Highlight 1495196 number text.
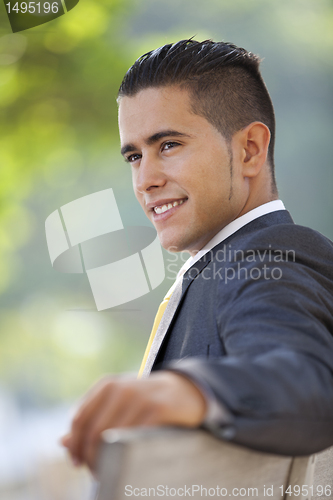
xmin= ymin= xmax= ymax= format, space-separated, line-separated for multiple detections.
xmin=5 ymin=2 xmax=59 ymax=14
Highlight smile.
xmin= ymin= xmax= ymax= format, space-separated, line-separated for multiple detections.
xmin=154 ymin=199 xmax=186 ymax=214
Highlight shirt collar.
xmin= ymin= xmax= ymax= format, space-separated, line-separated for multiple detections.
xmin=176 ymin=200 xmax=286 ymax=280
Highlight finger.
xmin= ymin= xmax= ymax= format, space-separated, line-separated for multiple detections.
xmin=70 ymin=375 xmax=137 ymax=464
xmin=59 ymin=434 xmax=82 ymax=467
xmin=69 ymin=379 xmax=116 ymax=463
xmin=82 ymin=383 xmax=172 ymax=469
xmin=82 ymin=384 xmax=137 ymax=468
xmin=60 ymin=433 xmax=71 ymax=447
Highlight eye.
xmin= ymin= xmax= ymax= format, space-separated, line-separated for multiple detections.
xmin=162 ymin=141 xmax=180 ymax=152
xmin=125 ymin=153 xmax=141 ymax=164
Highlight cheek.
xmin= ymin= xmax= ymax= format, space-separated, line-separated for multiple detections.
xmin=133 ymin=189 xmax=147 ymax=213
xmin=132 ymin=182 xmax=142 ymax=204
xmin=132 ymin=175 xmax=140 ymax=200
xmin=134 ymin=191 xmax=144 ymax=208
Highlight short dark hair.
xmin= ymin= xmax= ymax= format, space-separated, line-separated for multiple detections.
xmin=118 ymin=39 xmax=276 ymax=188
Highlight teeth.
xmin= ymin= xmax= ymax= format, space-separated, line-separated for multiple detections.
xmin=154 ymin=205 xmax=167 ymax=214
xmin=154 ymin=199 xmax=185 ymax=214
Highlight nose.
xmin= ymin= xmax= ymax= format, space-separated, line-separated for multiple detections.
xmin=134 ymin=155 xmax=167 ymax=194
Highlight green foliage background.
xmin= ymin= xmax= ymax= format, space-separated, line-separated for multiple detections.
xmin=0 ymin=0 xmax=332 ymax=408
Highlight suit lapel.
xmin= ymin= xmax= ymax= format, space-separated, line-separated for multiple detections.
xmin=141 ymin=255 xmax=212 ymax=377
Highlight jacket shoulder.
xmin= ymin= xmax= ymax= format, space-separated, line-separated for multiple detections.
xmin=230 ymin=219 xmax=333 ymax=255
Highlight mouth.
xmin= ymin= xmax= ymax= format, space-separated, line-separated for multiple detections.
xmin=153 ymin=198 xmax=187 ymax=214
xmin=147 ymin=198 xmax=188 ymax=219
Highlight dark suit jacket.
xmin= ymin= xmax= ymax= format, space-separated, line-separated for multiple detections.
xmin=152 ymin=210 xmax=333 ymax=456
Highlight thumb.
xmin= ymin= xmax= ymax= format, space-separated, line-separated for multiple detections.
xmin=60 ymin=433 xmax=71 ymax=448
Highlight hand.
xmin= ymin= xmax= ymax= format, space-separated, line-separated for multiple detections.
xmin=61 ymin=370 xmax=207 ymax=471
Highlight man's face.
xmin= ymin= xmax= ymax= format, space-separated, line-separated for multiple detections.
xmin=118 ymin=86 xmax=246 ymax=255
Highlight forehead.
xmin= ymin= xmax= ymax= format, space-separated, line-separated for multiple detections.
xmin=118 ymin=86 xmax=215 ymax=144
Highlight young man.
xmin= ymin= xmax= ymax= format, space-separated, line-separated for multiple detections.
xmin=62 ymin=39 xmax=333 ymax=470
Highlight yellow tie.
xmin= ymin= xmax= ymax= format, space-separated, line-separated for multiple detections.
xmin=137 ymin=280 xmax=178 ymax=378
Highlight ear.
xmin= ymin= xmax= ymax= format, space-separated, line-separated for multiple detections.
xmin=233 ymin=122 xmax=271 ymax=178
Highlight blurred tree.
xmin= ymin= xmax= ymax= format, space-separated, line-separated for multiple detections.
xmin=0 ymin=0 xmax=148 ymax=405
xmin=0 ymin=0 xmax=132 ymax=294
xmin=0 ymin=0 xmax=332 ymax=406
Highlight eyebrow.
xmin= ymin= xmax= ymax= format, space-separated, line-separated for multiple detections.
xmin=120 ymin=130 xmax=191 ymax=157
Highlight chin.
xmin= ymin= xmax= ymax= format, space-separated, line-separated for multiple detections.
xmin=157 ymin=225 xmax=199 ymax=254
xmin=157 ymin=233 xmax=184 ymax=253
xmin=160 ymin=241 xmax=181 ymax=253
